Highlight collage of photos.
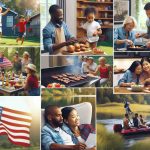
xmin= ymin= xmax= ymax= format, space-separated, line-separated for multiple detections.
xmin=0 ymin=0 xmax=41 ymax=150
xmin=0 ymin=0 xmax=150 ymax=150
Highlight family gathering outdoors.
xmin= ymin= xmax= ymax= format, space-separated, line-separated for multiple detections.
xmin=0 ymin=0 xmax=150 ymax=150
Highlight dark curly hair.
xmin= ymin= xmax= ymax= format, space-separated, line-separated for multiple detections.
xmin=84 ymin=7 xmax=96 ymax=17
xmin=61 ymin=107 xmax=75 ymax=120
xmin=141 ymin=57 xmax=150 ymax=66
xmin=49 ymin=5 xmax=61 ymax=15
xmin=128 ymin=61 xmax=141 ymax=73
xmin=44 ymin=105 xmax=60 ymax=123
xmin=144 ymin=2 xmax=150 ymax=10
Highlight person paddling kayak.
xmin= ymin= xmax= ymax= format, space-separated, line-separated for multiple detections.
xmin=124 ymin=100 xmax=133 ymax=115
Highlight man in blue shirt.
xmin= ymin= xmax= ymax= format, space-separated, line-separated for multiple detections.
xmin=144 ymin=2 xmax=150 ymax=39
xmin=41 ymin=105 xmax=86 ymax=150
xmin=137 ymin=2 xmax=150 ymax=39
xmin=43 ymin=5 xmax=77 ymax=55
xmin=114 ymin=16 xmax=137 ymax=50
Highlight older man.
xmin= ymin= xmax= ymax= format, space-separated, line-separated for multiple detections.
xmin=43 ymin=5 xmax=77 ymax=55
xmin=41 ymin=105 xmax=86 ymax=150
xmin=87 ymin=57 xmax=97 ymax=72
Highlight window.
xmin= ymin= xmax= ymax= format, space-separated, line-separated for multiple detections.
xmin=40 ymin=0 xmax=57 ymax=50
xmin=6 ymin=16 xmax=13 ymax=27
xmin=135 ymin=0 xmax=149 ymax=31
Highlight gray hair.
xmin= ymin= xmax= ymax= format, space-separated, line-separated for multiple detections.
xmin=123 ymin=16 xmax=137 ymax=28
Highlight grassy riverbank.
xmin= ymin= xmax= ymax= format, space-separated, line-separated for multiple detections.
xmin=97 ymin=103 xmax=150 ymax=119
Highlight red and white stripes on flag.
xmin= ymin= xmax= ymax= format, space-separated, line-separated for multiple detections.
xmin=0 ymin=106 xmax=32 ymax=147
xmin=0 ymin=57 xmax=12 ymax=68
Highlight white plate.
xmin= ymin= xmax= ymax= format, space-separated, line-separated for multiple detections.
xmin=127 ymin=88 xmax=132 ymax=91
xmin=117 ymin=48 xmax=126 ymax=51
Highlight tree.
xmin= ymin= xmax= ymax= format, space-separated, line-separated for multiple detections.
xmin=1 ymin=0 xmax=39 ymax=16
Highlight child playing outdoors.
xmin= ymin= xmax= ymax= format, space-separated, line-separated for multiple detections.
xmin=82 ymin=7 xmax=102 ymax=51
xmin=0 ymin=7 xmax=10 ymax=42
xmin=13 ymin=15 xmax=30 ymax=45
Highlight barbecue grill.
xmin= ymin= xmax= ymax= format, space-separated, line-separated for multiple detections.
xmin=41 ymin=65 xmax=99 ymax=87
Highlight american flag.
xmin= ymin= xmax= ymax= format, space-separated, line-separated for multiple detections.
xmin=0 ymin=57 xmax=12 ymax=68
xmin=0 ymin=106 xmax=32 ymax=147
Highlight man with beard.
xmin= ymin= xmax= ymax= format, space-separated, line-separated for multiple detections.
xmin=43 ymin=5 xmax=77 ymax=55
xmin=41 ymin=105 xmax=86 ymax=150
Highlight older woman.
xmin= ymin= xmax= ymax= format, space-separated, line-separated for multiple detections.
xmin=61 ymin=107 xmax=96 ymax=150
xmin=89 ymin=57 xmax=112 ymax=86
xmin=114 ymin=16 xmax=137 ymax=49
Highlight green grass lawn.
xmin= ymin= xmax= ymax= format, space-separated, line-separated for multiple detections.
xmin=98 ymin=41 xmax=113 ymax=55
xmin=0 ymin=36 xmax=40 ymax=46
xmin=97 ymin=103 xmax=150 ymax=118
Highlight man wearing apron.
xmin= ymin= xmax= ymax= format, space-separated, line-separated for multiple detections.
xmin=43 ymin=5 xmax=77 ymax=55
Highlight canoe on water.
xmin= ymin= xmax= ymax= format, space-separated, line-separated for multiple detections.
xmin=113 ymin=124 xmax=150 ymax=136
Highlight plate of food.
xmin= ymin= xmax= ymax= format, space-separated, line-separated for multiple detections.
xmin=47 ymin=83 xmax=65 ymax=88
xmin=9 ymin=80 xmax=16 ymax=86
xmin=92 ymin=48 xmax=105 ymax=55
xmin=127 ymin=45 xmax=150 ymax=51
xmin=14 ymin=83 xmax=23 ymax=89
xmin=131 ymin=84 xmax=144 ymax=92
xmin=62 ymin=43 xmax=91 ymax=55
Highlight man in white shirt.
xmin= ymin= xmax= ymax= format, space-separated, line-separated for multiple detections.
xmin=87 ymin=57 xmax=97 ymax=72
xmin=81 ymin=56 xmax=89 ymax=74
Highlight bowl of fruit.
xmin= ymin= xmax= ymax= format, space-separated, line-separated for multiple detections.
xmin=131 ymin=84 xmax=144 ymax=92
xmin=93 ymin=47 xmax=104 ymax=54
xmin=47 ymin=83 xmax=65 ymax=88
xmin=9 ymin=80 xmax=16 ymax=86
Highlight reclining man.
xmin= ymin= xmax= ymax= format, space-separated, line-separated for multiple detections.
xmin=41 ymin=105 xmax=86 ymax=150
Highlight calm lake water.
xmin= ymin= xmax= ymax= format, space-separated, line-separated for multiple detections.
xmin=98 ymin=118 xmax=150 ymax=149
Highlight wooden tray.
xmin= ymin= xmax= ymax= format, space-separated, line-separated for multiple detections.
xmin=62 ymin=49 xmax=106 ymax=55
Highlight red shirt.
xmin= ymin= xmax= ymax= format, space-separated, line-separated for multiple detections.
xmin=99 ymin=66 xmax=109 ymax=78
xmin=16 ymin=21 xmax=28 ymax=33
xmin=27 ymin=75 xmax=38 ymax=89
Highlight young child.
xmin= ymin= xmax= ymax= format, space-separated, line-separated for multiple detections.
xmin=0 ymin=7 xmax=10 ymax=40
xmin=82 ymin=7 xmax=102 ymax=50
xmin=13 ymin=15 xmax=30 ymax=45
xmin=118 ymin=61 xmax=142 ymax=87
